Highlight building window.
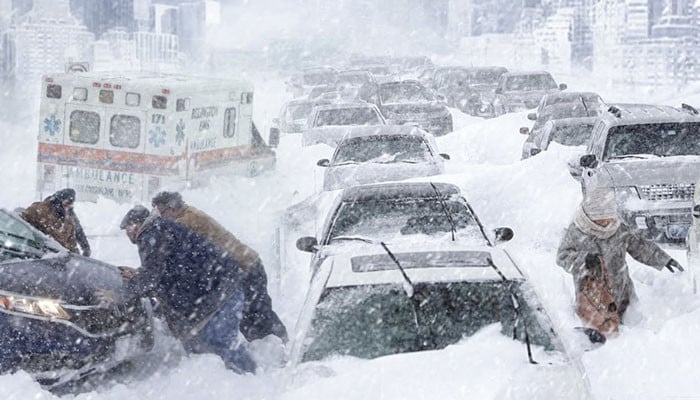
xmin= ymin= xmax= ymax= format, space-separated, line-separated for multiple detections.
xmin=110 ymin=115 xmax=141 ymax=148
xmin=69 ymin=110 xmax=100 ymax=144
xmin=224 ymin=107 xmax=236 ymax=138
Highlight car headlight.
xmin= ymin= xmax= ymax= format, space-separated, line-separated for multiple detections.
xmin=0 ymin=291 xmax=71 ymax=320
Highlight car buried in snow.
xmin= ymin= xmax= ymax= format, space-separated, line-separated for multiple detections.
xmin=316 ymin=125 xmax=449 ymax=191
xmin=302 ymin=103 xmax=386 ymax=147
xmin=270 ymin=98 xmax=332 ymax=136
xmin=571 ymin=103 xmax=700 ymax=243
xmin=377 ymin=80 xmax=453 ymax=136
xmin=434 ymin=66 xmax=508 ymax=117
xmin=0 ymin=209 xmax=155 ymax=393
xmin=289 ymin=231 xmax=593 ymax=399
xmin=521 ymin=117 xmax=596 ymax=160
xmin=491 ymin=71 xmax=567 ymax=116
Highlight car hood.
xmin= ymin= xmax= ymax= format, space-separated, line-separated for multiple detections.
xmin=381 ymin=103 xmax=447 ymax=116
xmin=303 ymin=126 xmax=363 ymax=147
xmin=325 ymin=161 xmax=443 ymax=190
xmin=602 ymin=157 xmax=700 ymax=187
xmin=503 ymin=90 xmax=556 ymax=104
xmin=0 ymin=253 xmax=124 ymax=305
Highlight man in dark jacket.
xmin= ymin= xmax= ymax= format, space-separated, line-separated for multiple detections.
xmin=151 ymin=191 xmax=288 ymax=343
xmin=119 ymin=206 xmax=256 ymax=374
xmin=21 ymin=188 xmax=91 ymax=256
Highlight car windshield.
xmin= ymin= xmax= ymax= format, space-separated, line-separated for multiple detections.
xmin=326 ymin=197 xmax=484 ymax=243
xmin=337 ymin=74 xmax=368 ymax=86
xmin=549 ymin=123 xmax=594 ymax=146
xmin=301 ymin=280 xmax=556 ymax=362
xmin=470 ymin=70 xmax=505 ymax=84
xmin=380 ymin=84 xmax=433 ymax=104
xmin=285 ymin=103 xmax=314 ymax=121
xmin=333 ymin=135 xmax=432 ymax=164
xmin=604 ymin=122 xmax=700 ymax=159
xmin=368 ymin=66 xmax=391 ymax=75
xmin=505 ymin=74 xmax=557 ymax=91
xmin=314 ymin=107 xmax=382 ymax=127
xmin=544 ymin=94 xmax=601 ymax=109
xmin=0 ymin=210 xmax=46 ymax=261
xmin=304 ymin=71 xmax=336 ymax=86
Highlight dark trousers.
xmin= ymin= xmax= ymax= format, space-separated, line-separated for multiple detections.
xmin=239 ymin=262 xmax=288 ymax=342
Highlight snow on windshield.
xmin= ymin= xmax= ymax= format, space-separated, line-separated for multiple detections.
xmin=604 ymin=122 xmax=700 ymax=159
xmin=333 ymin=135 xmax=431 ymax=164
xmin=314 ymin=107 xmax=381 ymax=127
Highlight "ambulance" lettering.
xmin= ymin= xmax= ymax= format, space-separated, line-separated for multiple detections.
xmin=69 ymin=167 xmax=135 ymax=185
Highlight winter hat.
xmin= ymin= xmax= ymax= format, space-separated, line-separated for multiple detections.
xmin=151 ymin=191 xmax=184 ymax=210
xmin=54 ymin=188 xmax=76 ymax=204
xmin=582 ymin=187 xmax=617 ymax=221
xmin=120 ymin=205 xmax=150 ymax=229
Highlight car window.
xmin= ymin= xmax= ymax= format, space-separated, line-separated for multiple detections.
xmin=333 ymin=135 xmax=432 ymax=164
xmin=504 ymin=74 xmax=557 ymax=91
xmin=603 ymin=122 xmax=700 ymax=160
xmin=314 ymin=107 xmax=381 ymax=127
xmin=326 ymin=197 xmax=484 ymax=243
xmin=301 ymin=280 xmax=556 ymax=362
xmin=549 ymin=123 xmax=595 ymax=147
xmin=0 ymin=211 xmax=40 ymax=244
xmin=379 ymin=84 xmax=433 ymax=104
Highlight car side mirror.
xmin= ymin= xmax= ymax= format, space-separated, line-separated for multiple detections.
xmin=269 ymin=127 xmax=280 ymax=148
xmin=494 ymin=227 xmax=514 ymax=243
xmin=579 ymin=154 xmax=598 ymax=168
xmin=439 ymin=153 xmax=450 ymax=160
xmin=693 ymin=204 xmax=700 ymax=218
xmin=519 ymin=127 xmax=529 ymax=135
xmin=495 ymin=88 xmax=503 ymax=94
xmin=296 ymin=236 xmax=319 ymax=253
xmin=530 ymin=148 xmax=541 ymax=156
xmin=317 ymin=159 xmax=330 ymax=167
xmin=527 ymin=113 xmax=537 ymax=121
xmin=559 ymin=83 xmax=568 ymax=91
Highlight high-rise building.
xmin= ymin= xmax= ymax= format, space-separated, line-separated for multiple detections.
xmin=626 ymin=0 xmax=651 ymax=39
xmin=70 ymin=0 xmax=135 ymax=38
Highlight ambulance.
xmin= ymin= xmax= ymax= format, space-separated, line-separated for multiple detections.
xmin=36 ymin=72 xmax=276 ymax=202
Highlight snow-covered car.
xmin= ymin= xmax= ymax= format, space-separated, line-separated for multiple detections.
xmin=492 ymin=71 xmax=567 ymax=115
xmin=336 ymin=70 xmax=376 ymax=90
xmin=0 ymin=209 xmax=155 ymax=393
xmin=271 ymin=98 xmax=332 ymax=136
xmin=316 ymin=125 xmax=449 ymax=191
xmin=307 ymin=84 xmax=338 ymax=100
xmin=286 ymin=67 xmax=338 ymax=98
xmin=533 ymin=91 xmax=603 ymax=118
xmin=521 ymin=98 xmax=601 ymax=159
xmin=572 ymin=103 xmax=700 ymax=242
xmin=289 ymin=240 xmax=592 ymax=399
xmin=521 ymin=117 xmax=596 ymax=159
xmin=686 ymin=180 xmax=700 ymax=285
xmin=293 ymin=181 xmax=514 ymax=277
xmin=435 ymin=66 xmax=508 ymax=117
xmin=363 ymin=64 xmax=399 ymax=84
xmin=302 ymin=103 xmax=386 ymax=147
xmin=377 ymin=80 xmax=453 ymax=136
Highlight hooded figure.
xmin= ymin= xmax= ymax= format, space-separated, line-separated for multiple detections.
xmin=119 ymin=206 xmax=256 ymax=374
xmin=21 ymin=188 xmax=91 ymax=256
xmin=557 ymin=188 xmax=683 ymax=328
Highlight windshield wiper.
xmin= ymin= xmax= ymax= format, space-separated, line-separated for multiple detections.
xmin=608 ymin=154 xmax=658 ymax=160
xmin=334 ymin=161 xmax=360 ymax=166
xmin=486 ymin=257 xmax=537 ymax=365
xmin=430 ymin=182 xmax=456 ymax=241
xmin=330 ymin=235 xmax=375 ymax=244
xmin=379 ymin=241 xmax=427 ymax=330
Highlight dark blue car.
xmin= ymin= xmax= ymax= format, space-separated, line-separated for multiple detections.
xmin=0 ymin=209 xmax=154 ymax=392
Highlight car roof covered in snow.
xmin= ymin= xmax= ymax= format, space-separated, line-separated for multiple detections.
xmin=311 ymin=102 xmax=378 ymax=112
xmin=339 ymin=181 xmax=460 ymax=203
xmin=502 ymin=70 xmax=553 ymax=78
xmin=339 ymin=124 xmax=427 ymax=140
xmin=321 ymin=242 xmax=525 ymax=289
xmin=602 ymin=103 xmax=700 ymax=126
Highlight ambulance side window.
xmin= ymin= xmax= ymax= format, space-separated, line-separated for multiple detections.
xmin=224 ymin=107 xmax=236 ymax=138
xmin=46 ymin=84 xmax=62 ymax=99
xmin=69 ymin=110 xmax=100 ymax=144
xmin=110 ymin=115 xmax=141 ymax=148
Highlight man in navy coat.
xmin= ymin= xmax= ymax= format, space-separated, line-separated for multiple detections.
xmin=119 ymin=206 xmax=256 ymax=374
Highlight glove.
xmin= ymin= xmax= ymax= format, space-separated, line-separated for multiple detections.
xmin=82 ymin=247 xmax=91 ymax=257
xmin=665 ymin=259 xmax=684 ymax=273
xmin=95 ymin=289 xmax=117 ymax=308
xmin=584 ymin=253 xmax=602 ymax=276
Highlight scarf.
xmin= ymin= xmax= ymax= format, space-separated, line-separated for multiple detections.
xmin=573 ymin=204 xmax=620 ymax=239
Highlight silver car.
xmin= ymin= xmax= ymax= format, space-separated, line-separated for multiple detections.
xmin=572 ymin=103 xmax=700 ymax=242
xmin=492 ymin=71 xmax=567 ymax=115
xmin=316 ymin=126 xmax=449 ymax=191
xmin=302 ymin=103 xmax=386 ymax=147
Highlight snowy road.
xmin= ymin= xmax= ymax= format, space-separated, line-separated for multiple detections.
xmin=1 ymin=73 xmax=700 ymax=399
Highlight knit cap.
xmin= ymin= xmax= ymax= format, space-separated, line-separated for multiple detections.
xmin=582 ymin=187 xmax=618 ymax=220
